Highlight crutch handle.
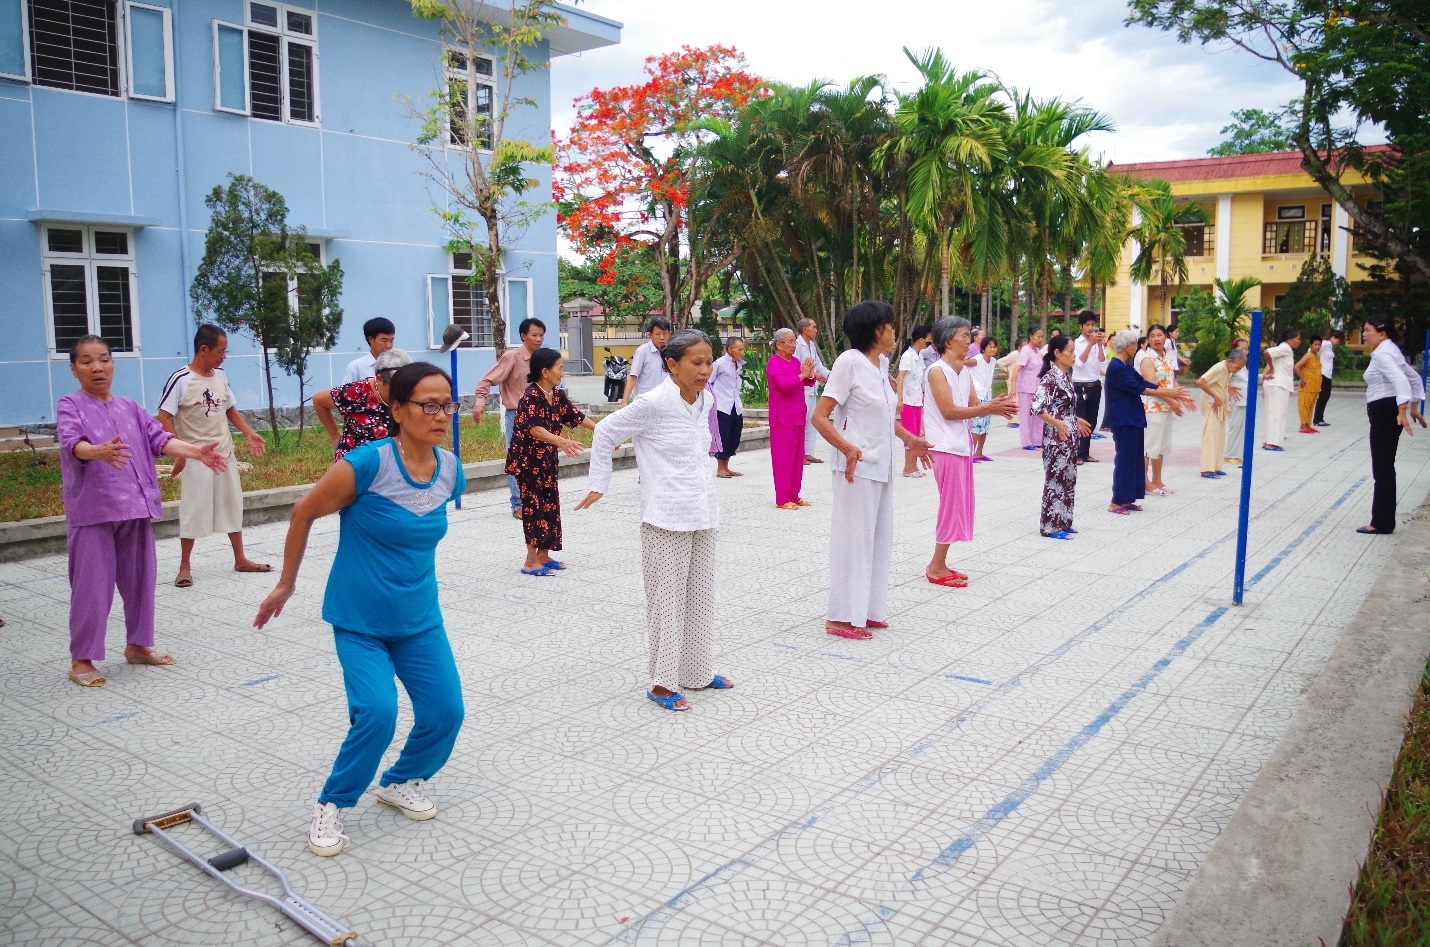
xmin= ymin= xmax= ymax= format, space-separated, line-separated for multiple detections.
xmin=132 ymin=803 xmax=203 ymax=835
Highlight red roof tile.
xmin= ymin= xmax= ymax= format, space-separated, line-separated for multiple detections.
xmin=1108 ymin=145 xmax=1392 ymax=184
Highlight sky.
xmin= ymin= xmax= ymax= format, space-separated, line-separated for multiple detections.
xmin=547 ymin=0 xmax=1305 ymax=165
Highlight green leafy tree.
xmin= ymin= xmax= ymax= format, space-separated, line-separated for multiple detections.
xmin=411 ymin=0 xmax=565 ymax=355
xmin=1271 ymin=254 xmax=1349 ymax=342
xmin=274 ymin=261 xmax=345 ymax=441
xmin=1126 ymin=0 xmax=1430 ymax=281
xmin=1129 ymin=180 xmax=1210 ymax=324
xmin=1178 ymin=275 xmax=1259 ymax=375
xmin=190 ymin=174 xmax=343 ymax=444
xmin=1207 ymin=107 xmax=1297 ymax=156
xmin=558 ymin=246 xmax=663 ymax=326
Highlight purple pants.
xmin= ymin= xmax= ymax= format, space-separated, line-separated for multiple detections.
xmin=68 ymin=518 xmax=157 ymax=661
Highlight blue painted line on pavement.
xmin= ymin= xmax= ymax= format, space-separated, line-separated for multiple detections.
xmin=94 ymin=712 xmax=139 ymax=725
xmin=947 ymin=674 xmax=994 ymax=685
xmin=240 ymin=674 xmax=280 ymax=686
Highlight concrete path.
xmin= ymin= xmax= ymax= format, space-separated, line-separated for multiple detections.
xmin=0 ymin=391 xmax=1426 ymax=946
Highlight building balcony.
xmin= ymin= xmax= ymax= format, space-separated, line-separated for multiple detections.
xmin=1263 ymin=220 xmax=1319 ymax=256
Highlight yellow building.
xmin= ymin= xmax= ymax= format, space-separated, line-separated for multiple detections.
xmin=1102 ymin=148 xmax=1387 ymax=330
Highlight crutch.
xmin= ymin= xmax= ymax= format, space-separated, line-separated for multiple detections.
xmin=133 ymin=803 xmax=374 ymax=947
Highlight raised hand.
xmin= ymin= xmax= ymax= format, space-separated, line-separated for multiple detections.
xmin=87 ymin=435 xmax=132 ymax=470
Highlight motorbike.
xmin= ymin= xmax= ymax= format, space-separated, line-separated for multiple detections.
xmin=602 ymin=348 xmax=629 ymax=403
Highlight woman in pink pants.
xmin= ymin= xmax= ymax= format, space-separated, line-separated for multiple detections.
xmin=767 ymin=327 xmax=816 ymax=509
xmin=1011 ymin=328 xmax=1046 ymax=449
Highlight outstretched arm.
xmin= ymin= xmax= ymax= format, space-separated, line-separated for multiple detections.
xmin=254 ymin=462 xmax=357 ymax=628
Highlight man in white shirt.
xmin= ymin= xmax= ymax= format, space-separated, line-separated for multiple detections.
xmin=794 ymin=318 xmax=830 ymax=463
xmin=1313 ymin=328 xmax=1343 ymax=426
xmin=342 ymin=317 xmax=395 ymax=384
xmin=622 ymin=317 xmax=673 ymax=405
xmin=1071 ymin=311 xmax=1105 ymax=463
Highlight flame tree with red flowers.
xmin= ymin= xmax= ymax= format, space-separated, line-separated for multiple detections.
xmin=556 ymin=45 xmax=765 ymax=327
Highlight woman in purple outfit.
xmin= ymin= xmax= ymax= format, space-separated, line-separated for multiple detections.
xmin=58 ymin=335 xmax=229 ymax=687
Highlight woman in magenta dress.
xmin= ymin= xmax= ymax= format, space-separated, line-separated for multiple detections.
xmin=766 ymin=326 xmax=816 ymax=509
xmin=1011 ymin=328 xmax=1046 ymax=449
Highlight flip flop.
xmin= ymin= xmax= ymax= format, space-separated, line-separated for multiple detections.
xmin=68 ymin=669 xmax=105 ymax=687
xmin=1042 ymin=531 xmax=1072 ymax=540
xmin=927 ymin=574 xmax=968 ymax=588
xmin=796 ymin=499 xmax=812 ymax=507
xmin=866 ymin=620 xmax=889 ymax=629
xmin=777 ymin=502 xmax=800 ymax=510
xmin=826 ymin=623 xmax=873 ymax=640
xmin=1213 ymin=471 xmax=1227 ymax=478
xmin=125 ymin=651 xmax=174 ymax=666
xmin=647 ymin=690 xmax=689 ymax=711
xmin=542 ymin=560 xmax=567 ymax=571
xmin=1124 ymin=503 xmax=1144 ymax=512
xmin=234 ymin=563 xmax=272 ymax=573
xmin=1201 ymin=473 xmax=1217 ymax=479
xmin=520 ymin=565 xmax=554 ymax=577
xmin=1262 ymin=445 xmax=1285 ymax=452
xmin=1108 ymin=505 xmax=1131 ymax=515
xmin=691 ymin=674 xmax=734 ymax=690
xmin=173 ymin=574 xmax=193 ymax=588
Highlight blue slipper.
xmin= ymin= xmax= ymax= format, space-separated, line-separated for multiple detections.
xmin=1042 ymin=530 xmax=1072 ymax=540
xmin=694 ymin=674 xmax=734 ymax=690
xmin=647 ymin=690 xmax=688 ymax=711
xmin=1212 ymin=471 xmax=1227 ymax=478
xmin=1201 ymin=472 xmax=1217 ymax=479
xmin=1262 ymin=444 xmax=1285 ymax=452
xmin=542 ymin=560 xmax=567 ymax=571
xmin=520 ymin=565 xmax=554 ymax=577
xmin=1023 ymin=445 xmax=1041 ymax=451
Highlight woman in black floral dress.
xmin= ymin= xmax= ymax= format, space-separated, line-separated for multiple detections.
xmin=505 ymin=348 xmax=598 ymax=576
xmin=1032 ymin=335 xmax=1090 ymax=539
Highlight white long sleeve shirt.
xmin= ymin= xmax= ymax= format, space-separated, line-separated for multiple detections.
xmin=587 ymin=378 xmax=719 ymax=532
xmin=794 ymin=335 xmax=829 ymax=384
xmin=1364 ymin=339 xmax=1420 ymax=405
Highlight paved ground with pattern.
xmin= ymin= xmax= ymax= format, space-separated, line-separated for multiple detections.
xmin=1 ymin=390 xmax=1427 ymax=946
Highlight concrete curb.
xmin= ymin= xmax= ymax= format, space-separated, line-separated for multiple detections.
xmin=0 ymin=424 xmax=771 ymax=563
xmin=1153 ymin=499 xmax=1430 ymax=947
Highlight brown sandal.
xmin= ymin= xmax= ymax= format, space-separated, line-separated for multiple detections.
xmin=68 ymin=669 xmax=106 ymax=687
xmin=126 ymin=651 xmax=174 ymax=667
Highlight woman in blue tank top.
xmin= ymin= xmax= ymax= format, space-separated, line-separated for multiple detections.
xmin=255 ymin=362 xmax=467 ymax=857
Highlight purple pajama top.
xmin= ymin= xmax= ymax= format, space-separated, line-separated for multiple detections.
xmin=57 ymin=391 xmax=174 ymax=528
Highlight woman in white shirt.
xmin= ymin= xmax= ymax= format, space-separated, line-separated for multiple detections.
xmin=1224 ymin=337 xmax=1250 ymax=464
xmin=1357 ymin=319 xmax=1425 ymax=534
xmin=895 ymin=325 xmax=932 ymax=477
xmin=924 ymin=317 xmax=1017 ymax=585
xmin=812 ymin=301 xmax=931 ymax=640
xmin=1260 ymin=329 xmax=1300 ymax=450
xmin=964 ymin=336 xmax=1000 ymax=461
xmin=579 ymin=330 xmax=733 ymax=711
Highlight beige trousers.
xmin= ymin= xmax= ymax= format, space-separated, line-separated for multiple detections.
xmin=640 ymin=523 xmax=717 ymax=691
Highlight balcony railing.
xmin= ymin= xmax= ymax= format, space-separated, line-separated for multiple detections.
xmin=1263 ymin=220 xmax=1319 ymax=255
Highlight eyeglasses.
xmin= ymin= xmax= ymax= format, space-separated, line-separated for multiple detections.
xmin=404 ymin=400 xmax=460 ymax=416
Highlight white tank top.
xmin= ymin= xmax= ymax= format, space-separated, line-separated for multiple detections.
xmin=922 ymin=360 xmax=972 ymax=456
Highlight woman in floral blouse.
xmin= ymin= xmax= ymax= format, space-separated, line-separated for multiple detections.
xmin=506 ymin=348 xmax=597 ymax=576
xmin=314 ymin=349 xmax=412 ymax=459
xmin=1032 ymin=335 xmax=1090 ymax=539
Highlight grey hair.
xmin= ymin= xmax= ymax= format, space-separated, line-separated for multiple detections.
xmin=1112 ymin=329 xmax=1140 ymax=351
xmin=773 ymin=327 xmax=796 ymax=344
xmin=930 ymin=316 xmax=972 ymax=355
xmin=725 ymin=335 xmax=744 ymax=349
xmin=1226 ymin=348 xmax=1248 ymax=362
xmin=374 ymin=348 xmax=413 ymax=376
xmin=661 ymin=329 xmax=712 ymax=372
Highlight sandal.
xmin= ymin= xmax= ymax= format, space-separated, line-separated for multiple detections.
xmin=647 ymin=690 xmax=689 ymax=711
xmin=1042 ymin=531 xmax=1072 ymax=540
xmin=691 ymin=674 xmax=734 ymax=690
xmin=777 ymin=502 xmax=800 ymax=510
xmin=520 ymin=565 xmax=554 ymax=577
xmin=866 ymin=620 xmax=889 ymax=629
xmin=234 ymin=563 xmax=272 ymax=573
xmin=796 ymin=499 xmax=812 ymax=507
xmin=125 ymin=651 xmax=174 ymax=667
xmin=927 ymin=574 xmax=968 ymax=588
xmin=542 ymin=560 xmax=567 ymax=571
xmin=173 ymin=574 xmax=193 ymax=588
xmin=68 ymin=669 xmax=106 ymax=687
xmin=1125 ymin=503 xmax=1144 ymax=512
xmin=826 ymin=623 xmax=873 ymax=640
xmin=1108 ymin=505 xmax=1131 ymax=515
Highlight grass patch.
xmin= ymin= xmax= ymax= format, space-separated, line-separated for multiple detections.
xmin=0 ymin=415 xmax=595 ymax=523
xmin=1342 ymin=659 xmax=1430 ymax=946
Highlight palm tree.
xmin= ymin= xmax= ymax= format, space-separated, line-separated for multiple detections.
xmin=879 ymin=48 xmax=1008 ymax=318
xmin=1129 ymin=180 xmax=1209 ymax=324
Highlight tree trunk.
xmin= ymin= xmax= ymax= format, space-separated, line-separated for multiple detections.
xmin=940 ymin=238 xmax=950 ymax=318
xmin=1009 ymin=260 xmax=1022 ymax=348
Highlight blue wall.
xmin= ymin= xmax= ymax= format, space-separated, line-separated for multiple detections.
xmin=0 ymin=0 xmax=607 ymax=424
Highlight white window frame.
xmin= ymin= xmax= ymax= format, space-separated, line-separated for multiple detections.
xmin=214 ymin=1 xmax=319 ymax=124
xmin=21 ymin=0 xmax=128 ymax=99
xmin=123 ymin=1 xmax=173 ymax=102
xmin=1277 ymin=205 xmax=1306 ymax=221
xmin=211 ymin=20 xmax=250 ymax=114
xmin=444 ymin=49 xmax=495 ymax=153
xmin=39 ymin=224 xmax=141 ymax=359
xmin=0 ymin=0 xmax=32 ymax=82
xmin=260 ymin=240 xmax=331 ymax=353
xmin=503 ymin=276 xmax=532 ymax=346
xmin=429 ymin=253 xmax=500 ymax=350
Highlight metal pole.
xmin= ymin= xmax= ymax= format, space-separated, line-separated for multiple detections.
xmin=450 ymin=348 xmax=462 ymax=510
xmin=1233 ymin=309 xmax=1264 ymax=605
xmin=1420 ymin=328 xmax=1428 ymax=414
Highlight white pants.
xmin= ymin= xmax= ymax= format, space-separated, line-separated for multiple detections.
xmin=1225 ymin=404 xmax=1246 ymax=460
xmin=1263 ymin=386 xmax=1291 ymax=445
xmin=804 ymin=388 xmax=820 ymax=455
xmin=827 ymin=474 xmax=894 ymax=625
xmin=640 ymin=523 xmax=717 ymax=691
xmin=178 ymin=459 xmax=243 ymax=540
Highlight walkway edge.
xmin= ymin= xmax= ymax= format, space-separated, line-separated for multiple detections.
xmin=1153 ymin=500 xmax=1430 ymax=947
xmin=0 ymin=426 xmax=772 ymax=563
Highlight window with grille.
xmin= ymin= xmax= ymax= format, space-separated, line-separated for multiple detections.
xmin=41 ymin=225 xmax=138 ymax=356
xmin=445 ymin=50 xmax=494 ymax=150
xmin=260 ymin=241 xmax=330 ymax=351
xmin=426 ymin=253 xmax=494 ymax=349
xmin=28 ymin=0 xmax=120 ymax=95
xmin=212 ymin=1 xmax=317 ymax=123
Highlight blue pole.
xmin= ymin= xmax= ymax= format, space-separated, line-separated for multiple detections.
xmin=450 ymin=348 xmax=462 ymax=510
xmin=1420 ymin=328 xmax=1428 ymax=414
xmin=1233 ymin=309 xmax=1263 ymax=605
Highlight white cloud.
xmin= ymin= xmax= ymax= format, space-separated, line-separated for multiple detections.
xmin=549 ymin=0 xmax=1304 ymax=163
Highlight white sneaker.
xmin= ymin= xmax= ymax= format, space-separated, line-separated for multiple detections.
xmin=373 ymin=779 xmax=437 ymax=821
xmin=308 ymin=802 xmax=348 ymax=857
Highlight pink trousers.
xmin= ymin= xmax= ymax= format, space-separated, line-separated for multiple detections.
xmin=932 ymin=451 xmax=975 ymax=544
xmin=1017 ymin=392 xmax=1044 ymax=447
xmin=900 ymin=405 xmax=923 ymax=447
xmin=68 ymin=518 xmax=157 ymax=661
xmin=770 ymin=425 xmax=805 ymax=505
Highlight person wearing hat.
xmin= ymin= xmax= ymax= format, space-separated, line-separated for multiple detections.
xmin=314 ymin=348 xmax=413 ymax=460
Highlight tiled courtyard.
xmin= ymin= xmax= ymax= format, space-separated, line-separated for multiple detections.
xmin=1 ymin=391 xmax=1427 ymax=946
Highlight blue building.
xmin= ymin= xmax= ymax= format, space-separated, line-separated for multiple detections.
xmin=0 ymin=0 xmax=619 ymax=425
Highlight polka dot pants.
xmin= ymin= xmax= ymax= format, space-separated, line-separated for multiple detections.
xmin=640 ymin=523 xmax=717 ymax=691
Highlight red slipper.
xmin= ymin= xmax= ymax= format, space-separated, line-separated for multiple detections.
xmin=927 ymin=574 xmax=968 ymax=588
xmin=826 ymin=623 xmax=873 ymax=640
xmin=866 ymin=620 xmax=889 ymax=629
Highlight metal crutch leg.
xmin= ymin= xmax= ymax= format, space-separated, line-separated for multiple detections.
xmin=134 ymin=803 xmax=374 ymax=947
